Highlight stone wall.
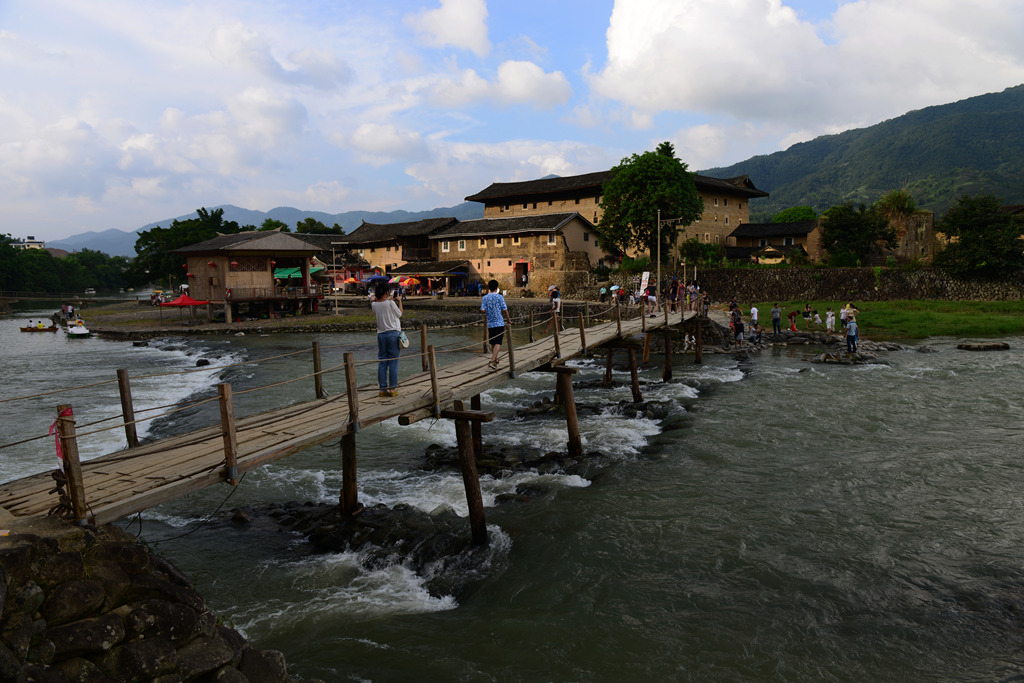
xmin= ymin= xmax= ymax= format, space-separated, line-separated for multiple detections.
xmin=0 ymin=517 xmax=303 ymax=683
xmin=610 ymin=267 xmax=1024 ymax=303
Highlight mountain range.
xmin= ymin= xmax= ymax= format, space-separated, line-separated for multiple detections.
xmin=48 ymin=84 xmax=1024 ymax=257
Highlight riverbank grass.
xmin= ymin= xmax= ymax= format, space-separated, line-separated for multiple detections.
xmin=751 ymin=300 xmax=1024 ymax=340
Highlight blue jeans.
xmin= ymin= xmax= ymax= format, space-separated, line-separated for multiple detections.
xmin=846 ymin=334 xmax=857 ymax=354
xmin=377 ymin=330 xmax=401 ymax=389
xmin=772 ymin=318 xmax=781 ymax=335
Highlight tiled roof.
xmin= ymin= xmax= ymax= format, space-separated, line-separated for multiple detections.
xmin=729 ymin=221 xmax=817 ymax=238
xmin=337 ymin=217 xmax=458 ymax=245
xmin=465 ymin=170 xmax=768 ymax=202
xmin=430 ymin=213 xmax=582 ymax=239
xmin=388 ymin=260 xmax=471 ymax=276
xmin=175 ymin=231 xmax=318 ymax=254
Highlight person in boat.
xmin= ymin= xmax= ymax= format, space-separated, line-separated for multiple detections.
xmin=37 ymin=321 xmax=47 ymax=329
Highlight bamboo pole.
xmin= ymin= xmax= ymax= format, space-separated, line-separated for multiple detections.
xmin=471 ymin=394 xmax=483 ymax=455
xmin=420 ymin=322 xmax=429 ymax=372
xmin=312 ymin=341 xmax=325 ymax=399
xmin=116 ymin=369 xmax=139 ymax=449
xmin=344 ymin=352 xmax=359 ymax=431
xmin=428 ymin=345 xmax=440 ymax=417
xmin=55 ymin=404 xmax=87 ymax=522
xmin=578 ymin=312 xmax=587 ymax=355
xmin=217 ymin=384 xmax=239 ymax=485
xmin=506 ymin=323 xmax=516 ymax=378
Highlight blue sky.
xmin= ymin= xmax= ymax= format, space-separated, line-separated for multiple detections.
xmin=3 ymin=0 xmax=1024 ymax=241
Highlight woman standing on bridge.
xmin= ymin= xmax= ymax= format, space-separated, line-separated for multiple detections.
xmin=371 ymin=283 xmax=403 ymax=397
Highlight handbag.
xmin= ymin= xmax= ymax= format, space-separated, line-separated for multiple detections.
xmin=398 ymin=330 xmax=409 ymax=348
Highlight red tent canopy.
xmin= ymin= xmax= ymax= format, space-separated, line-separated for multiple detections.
xmin=160 ymin=294 xmax=210 ymax=307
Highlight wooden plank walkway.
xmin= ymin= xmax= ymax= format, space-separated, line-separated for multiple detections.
xmin=0 ymin=309 xmax=690 ymax=525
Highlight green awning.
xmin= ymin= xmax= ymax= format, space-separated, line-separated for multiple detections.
xmin=274 ymin=266 xmax=324 ymax=279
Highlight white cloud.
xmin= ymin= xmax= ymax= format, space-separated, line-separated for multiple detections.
xmin=405 ymin=0 xmax=491 ymax=58
xmin=348 ymin=123 xmax=429 ymax=165
xmin=589 ymin=0 xmax=1024 ymax=134
xmin=427 ymin=61 xmax=571 ymax=108
xmin=208 ymin=23 xmax=353 ymax=89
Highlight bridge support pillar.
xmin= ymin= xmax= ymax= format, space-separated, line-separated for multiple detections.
xmin=628 ymin=348 xmax=642 ymax=403
xmin=604 ymin=348 xmax=614 ymax=385
xmin=446 ymin=400 xmax=489 ymax=546
xmin=554 ymin=366 xmax=583 ymax=459
xmin=471 ymin=394 xmax=483 ymax=455
xmin=340 ymin=432 xmax=359 ymax=516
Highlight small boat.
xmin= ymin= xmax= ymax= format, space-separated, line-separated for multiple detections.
xmin=20 ymin=324 xmax=58 ymax=333
xmin=66 ymin=320 xmax=91 ymax=338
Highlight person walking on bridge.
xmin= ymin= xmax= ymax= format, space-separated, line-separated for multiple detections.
xmin=481 ymin=279 xmax=512 ymax=370
xmin=371 ymin=283 xmax=403 ymax=397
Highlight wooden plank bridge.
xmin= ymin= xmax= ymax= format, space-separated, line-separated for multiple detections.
xmin=0 ymin=306 xmax=694 ymax=538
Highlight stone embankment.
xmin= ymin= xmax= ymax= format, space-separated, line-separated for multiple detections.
xmin=0 ymin=515 xmax=310 ymax=683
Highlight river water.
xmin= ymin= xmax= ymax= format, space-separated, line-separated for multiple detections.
xmin=2 ymin=308 xmax=1023 ymax=682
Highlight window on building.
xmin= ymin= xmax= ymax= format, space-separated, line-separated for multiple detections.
xmin=583 ymin=232 xmax=589 ymax=242
xmin=441 ymin=241 xmax=450 ymax=252
xmin=739 ymin=203 xmax=744 ymax=210
xmin=549 ymin=259 xmax=555 ymax=267
xmin=458 ymin=240 xmax=466 ymax=251
xmin=548 ymin=200 xmax=553 ymax=206
xmin=714 ymin=214 xmax=718 ymax=222
xmin=714 ymin=197 xmax=719 ymax=206
xmin=593 ymin=212 xmax=598 ymax=223
xmin=532 ymin=202 xmax=537 ymax=209
xmin=574 ymin=197 xmax=580 ymax=204
xmin=479 ymin=239 xmax=485 ymax=246
xmin=704 ymin=233 xmax=710 ymax=242
xmin=370 ymin=247 xmax=376 ymax=254
xmin=508 ymin=260 xmax=512 ymax=266
xmin=725 ymin=217 xmax=729 ymax=224
xmin=523 ymin=203 xmax=528 ymax=209
xmin=504 ymin=204 xmax=510 ymax=211
xmin=784 ymin=237 xmax=794 ymax=246
xmin=487 ymin=261 xmax=491 ymax=267
xmin=723 ymin=198 xmax=728 ymax=207
xmin=714 ymin=235 xmax=720 ymax=244
xmin=759 ymin=239 xmax=767 ymax=247
xmin=513 ymin=236 xmax=520 ymax=245
xmin=547 ymin=234 xmax=556 ymax=245
xmin=496 ymin=237 xmax=503 ymax=246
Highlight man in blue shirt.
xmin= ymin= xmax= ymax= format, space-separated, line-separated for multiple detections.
xmin=846 ymin=316 xmax=858 ymax=354
xmin=481 ymin=280 xmax=512 ymax=369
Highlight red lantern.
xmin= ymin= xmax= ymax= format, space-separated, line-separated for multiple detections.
xmin=182 ymin=263 xmax=188 ymax=269
xmin=310 ymin=257 xmax=316 ymax=265
xmin=270 ymin=260 xmax=277 ymax=266
xmin=230 ymin=260 xmax=239 ymax=269
xmin=207 ymin=261 xmax=215 ymax=268
xmin=186 ymin=272 xmax=194 ymax=278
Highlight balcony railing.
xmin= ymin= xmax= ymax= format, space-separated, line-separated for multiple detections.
xmin=225 ymin=286 xmax=321 ymax=301
xmin=401 ymin=247 xmax=434 ymax=261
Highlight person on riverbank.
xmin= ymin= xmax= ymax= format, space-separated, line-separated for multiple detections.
xmin=846 ymin=315 xmax=859 ymax=354
xmin=733 ymin=310 xmax=745 ymax=350
xmin=544 ymin=285 xmax=562 ymax=333
xmin=371 ymin=283 xmax=403 ymax=397
xmin=771 ymin=304 xmax=782 ymax=336
xmin=750 ymin=304 xmax=759 ymax=329
xmin=481 ymin=280 xmax=512 ymax=370
xmin=788 ymin=309 xmax=799 ymax=332
xmin=813 ymin=310 xmax=823 ymax=329
xmin=825 ymin=307 xmax=835 ymax=334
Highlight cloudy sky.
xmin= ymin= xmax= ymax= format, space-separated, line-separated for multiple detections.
xmin=3 ymin=0 xmax=1024 ymax=241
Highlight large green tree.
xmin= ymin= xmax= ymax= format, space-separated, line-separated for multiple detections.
xmin=597 ymin=143 xmax=704 ymax=258
xmin=133 ymin=207 xmax=240 ymax=285
xmin=934 ymin=193 xmax=1024 ymax=279
xmin=771 ymin=206 xmax=817 ymax=223
xmin=259 ymin=218 xmax=290 ymax=232
xmin=820 ymin=202 xmax=896 ymax=266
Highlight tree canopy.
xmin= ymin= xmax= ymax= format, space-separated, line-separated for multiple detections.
xmin=771 ymin=206 xmax=817 ymax=223
xmin=820 ymin=202 xmax=896 ymax=266
xmin=0 ymin=237 xmax=134 ymax=293
xmin=133 ymin=207 xmax=240 ymax=286
xmin=597 ymin=143 xmax=704 ymax=258
xmin=934 ymin=193 xmax=1024 ymax=279
xmin=259 ymin=218 xmax=290 ymax=232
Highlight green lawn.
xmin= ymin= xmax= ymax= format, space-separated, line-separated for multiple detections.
xmin=748 ymin=300 xmax=1024 ymax=340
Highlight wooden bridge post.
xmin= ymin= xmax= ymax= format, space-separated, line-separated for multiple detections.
xmin=695 ymin=316 xmax=703 ymax=365
xmin=216 ymin=384 xmax=240 ymax=485
xmin=471 ymin=394 xmax=483 ymax=455
xmin=615 ymin=305 xmax=622 ymax=338
xmin=664 ymin=301 xmax=670 ymax=325
xmin=663 ymin=328 xmax=674 ymax=382
xmin=553 ymin=321 xmax=561 ymax=358
xmin=585 ymin=302 xmax=591 ymax=327
xmin=505 ymin=323 xmax=516 ymax=378
xmin=529 ymin=311 xmax=535 ymax=343
xmin=428 ymin=346 xmax=441 ymax=417
xmin=554 ymin=367 xmax=583 ymax=458
xmin=604 ymin=348 xmax=614 ymax=384
xmin=420 ymin=322 xmax=429 ymax=372
xmin=643 ymin=331 xmax=652 ymax=364
xmin=312 ymin=341 xmax=325 ymax=399
xmin=451 ymin=400 xmax=487 ymax=546
xmin=642 ymin=306 xmax=647 ymax=332
xmin=116 ymin=369 xmax=139 ymax=449
xmin=577 ymin=312 xmax=587 ymax=355
xmin=55 ymin=404 xmax=88 ymax=522
xmin=628 ymin=348 xmax=642 ymax=402
xmin=340 ymin=432 xmax=359 ymax=516
xmin=344 ymin=352 xmax=359 ymax=431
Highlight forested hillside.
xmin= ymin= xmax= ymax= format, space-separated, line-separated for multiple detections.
xmin=702 ymin=84 xmax=1024 ymax=221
